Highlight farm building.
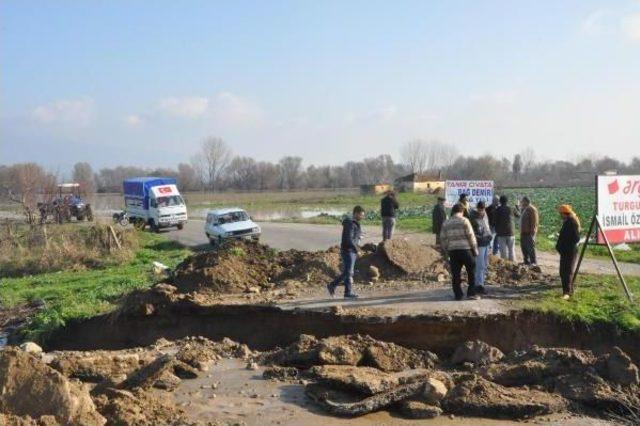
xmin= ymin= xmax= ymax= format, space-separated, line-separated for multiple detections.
xmin=395 ymin=172 xmax=444 ymax=193
xmin=360 ymin=183 xmax=393 ymax=195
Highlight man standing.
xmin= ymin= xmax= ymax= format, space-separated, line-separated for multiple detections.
xmin=380 ymin=191 xmax=399 ymax=241
xmin=458 ymin=193 xmax=471 ymax=218
xmin=327 ymin=205 xmax=365 ymax=299
xmin=519 ymin=196 xmax=539 ymax=265
xmin=440 ymin=203 xmax=479 ymax=300
xmin=486 ymin=195 xmax=500 ymax=255
xmin=495 ymin=195 xmax=517 ymax=262
xmin=556 ymin=205 xmax=581 ymax=300
xmin=471 ymin=201 xmax=493 ymax=294
xmin=432 ymin=196 xmax=447 ymax=245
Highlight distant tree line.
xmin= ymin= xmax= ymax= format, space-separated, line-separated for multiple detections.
xmin=2 ymin=139 xmax=640 ymax=206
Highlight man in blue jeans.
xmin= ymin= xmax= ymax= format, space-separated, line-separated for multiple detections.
xmin=327 ymin=205 xmax=365 ymax=299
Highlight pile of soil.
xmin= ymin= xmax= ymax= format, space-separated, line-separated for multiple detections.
xmin=486 ymin=256 xmax=553 ymax=285
xmin=261 ymin=335 xmax=640 ymax=422
xmin=171 ymin=239 xmax=450 ymax=298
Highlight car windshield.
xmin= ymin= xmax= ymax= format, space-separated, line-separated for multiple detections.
xmin=156 ymin=195 xmax=184 ymax=207
xmin=217 ymin=211 xmax=249 ymax=224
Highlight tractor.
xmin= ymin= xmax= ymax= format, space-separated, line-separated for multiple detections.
xmin=38 ymin=183 xmax=94 ymax=224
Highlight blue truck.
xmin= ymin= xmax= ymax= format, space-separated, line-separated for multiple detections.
xmin=123 ymin=177 xmax=188 ymax=231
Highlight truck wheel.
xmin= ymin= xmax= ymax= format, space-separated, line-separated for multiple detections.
xmin=177 ymin=223 xmax=184 ymax=230
xmin=86 ymin=207 xmax=94 ymax=222
xmin=209 ymin=237 xmax=220 ymax=248
xmin=149 ymin=220 xmax=160 ymax=233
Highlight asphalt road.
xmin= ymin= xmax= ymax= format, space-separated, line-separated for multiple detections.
xmin=164 ymin=219 xmax=640 ymax=277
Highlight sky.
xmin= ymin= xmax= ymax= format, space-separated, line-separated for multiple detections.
xmin=2 ymin=0 xmax=640 ymax=172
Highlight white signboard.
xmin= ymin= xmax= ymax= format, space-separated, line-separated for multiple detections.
xmin=445 ymin=180 xmax=494 ymax=207
xmin=597 ymin=175 xmax=640 ymax=244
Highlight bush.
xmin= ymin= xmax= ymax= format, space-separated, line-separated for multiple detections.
xmin=0 ymin=222 xmax=139 ymax=278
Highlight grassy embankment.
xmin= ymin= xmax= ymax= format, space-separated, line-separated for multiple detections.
xmin=0 ymin=230 xmax=190 ymax=342
xmin=523 ymin=274 xmax=640 ymax=332
xmin=190 ymin=187 xmax=640 ymax=263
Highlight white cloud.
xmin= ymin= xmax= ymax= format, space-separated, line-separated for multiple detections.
xmin=211 ymin=92 xmax=264 ymax=124
xmin=157 ymin=96 xmax=210 ymax=118
xmin=581 ymin=10 xmax=608 ymax=35
xmin=622 ymin=13 xmax=640 ymax=40
xmin=124 ymin=114 xmax=143 ymax=126
xmin=32 ymin=98 xmax=94 ymax=126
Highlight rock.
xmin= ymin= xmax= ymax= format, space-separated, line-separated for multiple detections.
xmin=601 ymin=347 xmax=639 ymax=386
xmin=18 ymin=342 xmax=43 ymax=355
xmin=451 ymin=340 xmax=504 ymax=365
xmin=308 ymin=365 xmax=399 ymax=395
xmin=423 ymin=378 xmax=448 ymax=404
xmin=0 ymin=348 xmax=106 ymax=425
xmin=368 ymin=265 xmax=380 ymax=279
xmin=121 ymin=354 xmax=197 ymax=390
xmin=142 ymin=303 xmax=155 ymax=316
xmin=318 ymin=337 xmax=363 ymax=366
xmin=51 ymin=351 xmax=144 ymax=383
xmin=305 ymin=380 xmax=426 ymax=417
xmin=398 ymin=400 xmax=442 ymax=419
xmin=364 ymin=341 xmax=438 ymax=372
xmin=263 ymin=366 xmax=299 ymax=381
xmin=261 ymin=334 xmax=320 ymax=368
xmin=246 ymin=286 xmax=261 ymax=294
xmin=442 ymin=375 xmax=567 ymax=419
xmin=553 ymin=373 xmax=619 ymax=407
xmin=246 ymin=362 xmax=259 ymax=371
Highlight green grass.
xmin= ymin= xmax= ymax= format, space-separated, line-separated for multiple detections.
xmin=0 ymin=232 xmax=191 ymax=342
xmin=523 ymin=274 xmax=640 ymax=331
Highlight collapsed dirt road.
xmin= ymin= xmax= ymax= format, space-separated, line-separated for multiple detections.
xmin=165 ymin=220 xmax=640 ymax=276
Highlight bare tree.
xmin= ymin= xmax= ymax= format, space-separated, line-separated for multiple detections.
xmin=512 ymin=154 xmax=523 ymax=181
xmin=227 ymin=156 xmax=258 ymax=190
xmin=400 ymin=140 xmax=428 ymax=174
xmin=177 ymin=163 xmax=197 ymax=190
xmin=1 ymin=163 xmax=56 ymax=224
xmin=520 ymin=147 xmax=536 ymax=172
xmin=278 ymin=156 xmax=303 ymax=190
xmin=72 ymin=162 xmax=95 ymax=194
xmin=199 ymin=137 xmax=232 ymax=192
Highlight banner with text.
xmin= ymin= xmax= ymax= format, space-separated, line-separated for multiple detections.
xmin=445 ymin=180 xmax=494 ymax=207
xmin=597 ymin=175 xmax=640 ymax=244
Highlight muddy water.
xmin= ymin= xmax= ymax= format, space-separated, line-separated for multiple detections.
xmin=174 ymin=358 xmax=612 ymax=426
xmin=86 ymin=193 xmax=347 ymax=220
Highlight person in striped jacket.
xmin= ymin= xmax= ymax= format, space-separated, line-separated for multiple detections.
xmin=440 ymin=203 xmax=480 ymax=300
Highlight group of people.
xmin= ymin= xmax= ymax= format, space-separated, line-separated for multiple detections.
xmin=327 ymin=190 xmax=582 ymax=301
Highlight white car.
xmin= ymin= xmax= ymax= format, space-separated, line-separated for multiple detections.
xmin=204 ymin=208 xmax=261 ymax=247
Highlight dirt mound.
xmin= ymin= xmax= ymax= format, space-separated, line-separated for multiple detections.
xmin=93 ymin=388 xmax=185 ymax=426
xmin=170 ymin=239 xmax=452 ymax=300
xmin=442 ymin=374 xmax=568 ymax=419
xmin=486 ymin=256 xmax=553 ymax=285
xmin=173 ymin=241 xmax=280 ymax=294
xmin=380 ymin=239 xmax=447 ymax=277
xmin=0 ymin=348 xmax=106 ymax=425
xmin=262 ymin=334 xmax=438 ymax=372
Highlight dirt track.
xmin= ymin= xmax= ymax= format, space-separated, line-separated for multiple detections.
xmin=166 ymin=220 xmax=640 ymax=276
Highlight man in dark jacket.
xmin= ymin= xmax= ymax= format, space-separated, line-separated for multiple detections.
xmin=486 ymin=195 xmax=500 ymax=255
xmin=495 ymin=195 xmax=517 ymax=262
xmin=380 ymin=191 xmax=399 ymax=241
xmin=327 ymin=205 xmax=365 ymax=299
xmin=432 ymin=197 xmax=447 ymax=245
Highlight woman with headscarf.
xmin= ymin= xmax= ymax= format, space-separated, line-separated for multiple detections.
xmin=556 ymin=204 xmax=581 ymax=299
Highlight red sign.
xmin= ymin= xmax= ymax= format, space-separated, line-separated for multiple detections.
xmin=597 ymin=175 xmax=640 ymax=244
xmin=157 ymin=186 xmax=173 ymax=194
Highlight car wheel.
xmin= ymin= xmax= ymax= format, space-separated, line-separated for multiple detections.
xmin=177 ymin=223 xmax=184 ymax=230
